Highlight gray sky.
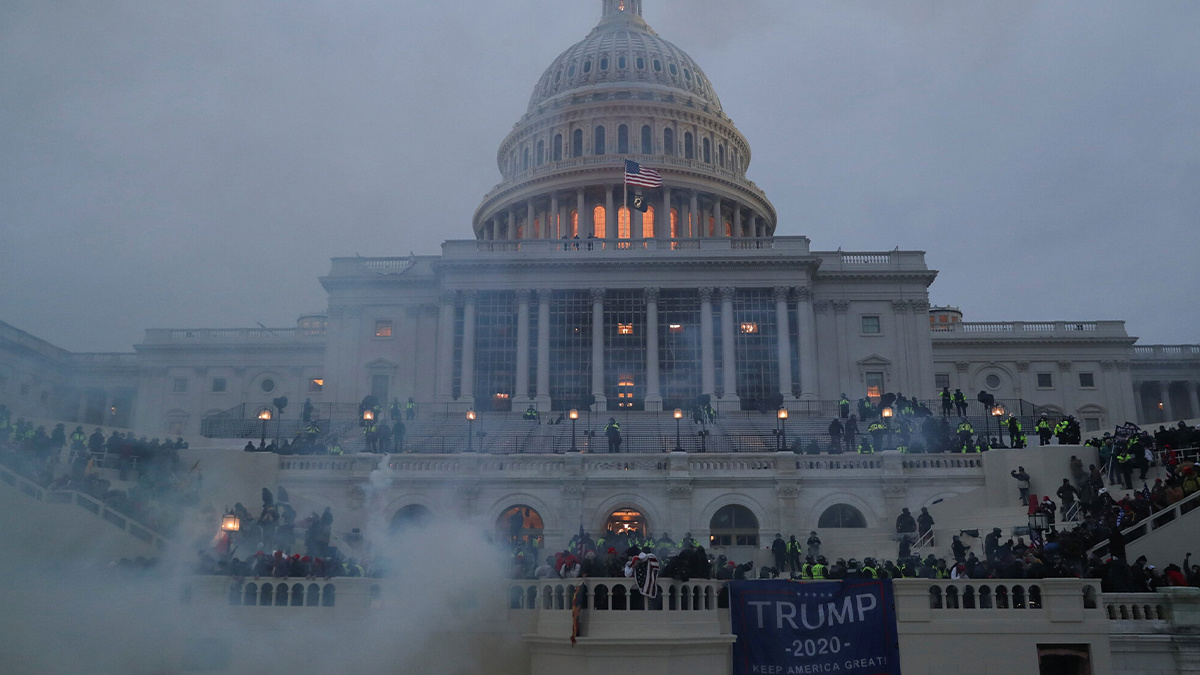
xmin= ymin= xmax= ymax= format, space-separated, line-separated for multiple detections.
xmin=2 ymin=0 xmax=1197 ymax=352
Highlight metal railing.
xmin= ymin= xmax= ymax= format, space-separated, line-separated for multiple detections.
xmin=1088 ymin=487 xmax=1200 ymax=557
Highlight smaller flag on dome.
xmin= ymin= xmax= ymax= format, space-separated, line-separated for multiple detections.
xmin=624 ymin=160 xmax=663 ymax=188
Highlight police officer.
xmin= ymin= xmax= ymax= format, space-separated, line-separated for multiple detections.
xmin=604 ymin=417 xmax=621 ymax=453
xmin=1007 ymin=416 xmax=1025 ymax=449
xmin=1036 ymin=414 xmax=1053 ymax=446
xmin=940 ymin=387 xmax=953 ymax=417
xmin=953 ymin=389 xmax=967 ymax=417
xmin=838 ymin=394 xmax=850 ymax=419
xmin=811 ymin=556 xmax=828 ymax=580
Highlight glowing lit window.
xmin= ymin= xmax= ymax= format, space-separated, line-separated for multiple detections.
xmin=375 ymin=320 xmax=393 ymax=338
xmin=309 ymin=378 xmax=324 ymax=392
xmin=669 ymin=323 xmax=684 ymax=334
xmin=642 ymin=205 xmax=655 ymax=239
xmin=593 ymin=205 xmax=606 ymax=238
xmin=739 ymin=322 xmax=758 ymax=334
xmin=618 ymin=206 xmax=630 ymax=239
xmin=617 ymin=323 xmax=634 ymax=335
xmin=494 ymin=392 xmax=510 ymax=399
xmin=866 ymin=372 xmax=884 ymax=399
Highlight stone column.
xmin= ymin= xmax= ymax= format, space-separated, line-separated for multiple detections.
xmin=660 ymin=187 xmax=672 ymax=239
xmin=536 ymin=289 xmax=552 ymax=410
xmin=699 ymin=287 xmax=716 ymax=398
xmin=591 ymin=288 xmax=608 ymax=410
xmin=733 ymin=203 xmax=742 ymax=238
xmin=577 ymin=189 xmax=588 ymax=238
xmin=712 ymin=196 xmax=722 ymax=237
xmin=633 ymin=204 xmax=644 ymax=241
xmin=549 ymin=193 xmax=559 ymax=239
xmin=526 ymin=200 xmax=535 ymax=240
xmin=644 ymin=288 xmax=662 ymax=410
xmin=459 ymin=290 xmax=477 ymax=405
xmin=892 ymin=300 xmax=911 ymax=394
xmin=1159 ymin=381 xmax=1174 ymax=422
xmin=689 ymin=191 xmax=699 ymax=238
xmin=795 ymin=285 xmax=819 ymax=401
xmin=832 ymin=300 xmax=851 ymax=393
xmin=605 ymin=186 xmax=615 ymax=242
xmin=507 ymin=204 xmax=517 ymax=240
xmin=436 ymin=290 xmax=456 ymax=401
xmin=514 ymin=289 xmax=531 ymax=408
xmin=719 ymin=287 xmax=739 ymax=409
xmin=774 ymin=286 xmax=795 ymax=401
xmin=1132 ymin=381 xmax=1145 ymax=422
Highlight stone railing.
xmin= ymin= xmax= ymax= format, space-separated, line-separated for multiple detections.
xmin=509 ymin=577 xmax=726 ymax=612
xmin=1104 ymin=593 xmax=1168 ymax=622
xmin=930 ymin=321 xmax=1128 ymax=337
xmin=1088 ymin=488 xmax=1200 ymax=557
xmin=1132 ymin=344 xmax=1200 ymax=359
xmin=440 ymin=236 xmax=811 ymax=257
xmin=144 ymin=327 xmax=325 ymax=343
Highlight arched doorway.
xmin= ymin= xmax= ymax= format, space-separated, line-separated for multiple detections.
xmin=709 ymin=504 xmax=759 ymax=548
xmin=496 ymin=505 xmax=545 ymax=549
xmin=604 ymin=508 xmax=647 ymax=539
xmin=390 ymin=504 xmax=433 ymax=534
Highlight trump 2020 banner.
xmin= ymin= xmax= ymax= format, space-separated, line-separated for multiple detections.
xmin=730 ymin=579 xmax=902 ymax=675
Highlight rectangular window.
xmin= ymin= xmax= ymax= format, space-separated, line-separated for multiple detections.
xmin=309 ymin=378 xmax=324 ymax=392
xmin=1084 ymin=417 xmax=1101 ymax=432
xmin=473 ymin=291 xmax=518 ymax=406
xmin=658 ymin=291 xmax=701 ymax=410
xmin=1037 ymin=373 xmax=1053 ymax=389
xmin=865 ymin=372 xmax=884 ymax=399
xmin=211 ymin=378 xmax=226 ymax=393
xmin=374 ymin=320 xmax=393 ymax=338
xmin=935 ymin=374 xmax=950 ymax=389
xmin=861 ymin=315 xmax=881 ymax=335
xmin=1079 ymin=372 xmax=1095 ymax=388
xmin=371 ymin=374 xmax=390 ymax=401
xmin=733 ymin=289 xmax=780 ymax=409
xmin=173 ymin=378 xmax=188 ymax=393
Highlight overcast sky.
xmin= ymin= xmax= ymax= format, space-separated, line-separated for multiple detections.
xmin=2 ymin=0 xmax=1197 ymax=352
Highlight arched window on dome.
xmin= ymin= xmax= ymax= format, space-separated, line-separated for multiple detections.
xmin=724 ymin=219 xmax=732 ymax=237
xmin=533 ymin=218 xmax=541 ymax=239
xmin=553 ymin=134 xmax=563 ymax=162
xmin=573 ymin=129 xmax=584 ymax=158
xmin=600 ymin=57 xmax=609 ymax=71
xmin=702 ymin=138 xmax=711 ymax=164
xmin=663 ymin=128 xmax=675 ymax=156
xmin=668 ymin=63 xmax=677 ymax=76
xmin=583 ymin=60 xmax=592 ymax=74
xmin=523 ymin=147 xmax=530 ymax=170
xmin=669 ymin=208 xmax=679 ymax=239
xmin=708 ymin=214 xmax=715 ymax=237
xmin=684 ymin=133 xmax=694 ymax=160
xmin=617 ymin=125 xmax=629 ymax=154
xmin=653 ymin=59 xmax=662 ymax=72
xmin=642 ymin=206 xmax=655 ymax=239
xmin=718 ymin=144 xmax=725 ymax=168
xmin=618 ymin=56 xmax=627 ymax=69
xmin=641 ymin=125 xmax=652 ymax=154
xmin=570 ymin=210 xmax=579 ymax=237
xmin=592 ymin=206 xmax=606 ymax=239
xmin=618 ymin=206 xmax=630 ymax=239
xmin=536 ymin=140 xmax=545 ymax=166
xmin=594 ymin=126 xmax=606 ymax=156
xmin=636 ymin=56 xmax=645 ymax=70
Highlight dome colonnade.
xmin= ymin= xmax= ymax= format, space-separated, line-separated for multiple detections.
xmin=472 ymin=0 xmax=776 ymax=244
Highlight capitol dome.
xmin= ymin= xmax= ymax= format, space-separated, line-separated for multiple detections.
xmin=527 ymin=2 xmax=723 ymax=115
xmin=473 ymin=0 xmax=776 ymax=243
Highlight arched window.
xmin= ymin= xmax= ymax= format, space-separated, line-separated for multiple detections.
xmin=553 ymin=134 xmax=563 ymax=162
xmin=642 ymin=205 xmax=655 ymax=239
xmin=718 ymin=144 xmax=725 ymax=167
xmin=617 ymin=125 xmax=629 ymax=154
xmin=594 ymin=126 xmax=606 ymax=156
xmin=390 ymin=504 xmax=433 ymax=534
xmin=702 ymin=138 xmax=711 ymax=163
xmin=593 ymin=205 xmax=606 ymax=239
xmin=570 ymin=209 xmax=579 ymax=237
xmin=618 ymin=206 xmax=630 ymax=239
xmin=523 ymin=147 xmax=530 ymax=170
xmin=641 ymin=125 xmax=652 ymax=154
xmin=572 ymin=129 xmax=584 ymax=158
xmin=709 ymin=505 xmax=759 ymax=547
xmin=618 ymin=55 xmax=627 ymax=69
xmin=496 ymin=505 xmax=545 ymax=549
xmin=669 ymin=208 xmax=679 ymax=238
xmin=636 ymin=56 xmax=645 ymax=70
xmin=663 ymin=128 xmax=674 ymax=155
xmin=536 ymin=140 xmax=545 ymax=166
xmin=684 ymin=132 xmax=694 ymax=159
xmin=818 ymin=504 xmax=867 ymax=528
xmin=600 ymin=57 xmax=609 ymax=71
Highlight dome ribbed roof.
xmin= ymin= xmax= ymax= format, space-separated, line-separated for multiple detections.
xmin=527 ymin=6 xmax=723 ymax=114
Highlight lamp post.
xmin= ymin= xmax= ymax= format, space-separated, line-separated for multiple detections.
xmin=569 ymin=409 xmax=579 ymax=452
xmin=673 ymin=409 xmax=683 ymax=452
xmin=990 ymin=403 xmax=1006 ymax=444
xmin=257 ymin=409 xmax=272 ymax=447
xmin=777 ymin=407 xmax=788 ymax=451
xmin=1028 ymin=511 xmax=1049 ymax=547
xmin=221 ymin=511 xmax=241 ymax=533
xmin=880 ymin=406 xmax=894 ymax=450
xmin=466 ymin=409 xmax=476 ymax=452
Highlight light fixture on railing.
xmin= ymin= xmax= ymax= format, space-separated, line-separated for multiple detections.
xmin=880 ymin=407 xmax=893 ymax=419
xmin=220 ymin=512 xmax=240 ymax=533
xmin=569 ymin=409 xmax=579 ymax=452
xmin=673 ymin=408 xmax=683 ymax=452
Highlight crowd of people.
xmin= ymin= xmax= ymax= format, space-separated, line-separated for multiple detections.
xmin=0 ymin=405 xmax=198 ymax=535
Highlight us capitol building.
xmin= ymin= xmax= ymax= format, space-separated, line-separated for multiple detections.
xmin=3 ymin=2 xmax=1200 ymax=673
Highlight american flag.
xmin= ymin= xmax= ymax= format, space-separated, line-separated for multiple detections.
xmin=624 ymin=160 xmax=663 ymax=188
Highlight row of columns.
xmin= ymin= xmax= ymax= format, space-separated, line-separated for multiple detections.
xmin=1133 ymin=380 xmax=1200 ymax=422
xmin=435 ymin=286 xmax=820 ymax=411
xmin=479 ymin=186 xmax=768 ymax=241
